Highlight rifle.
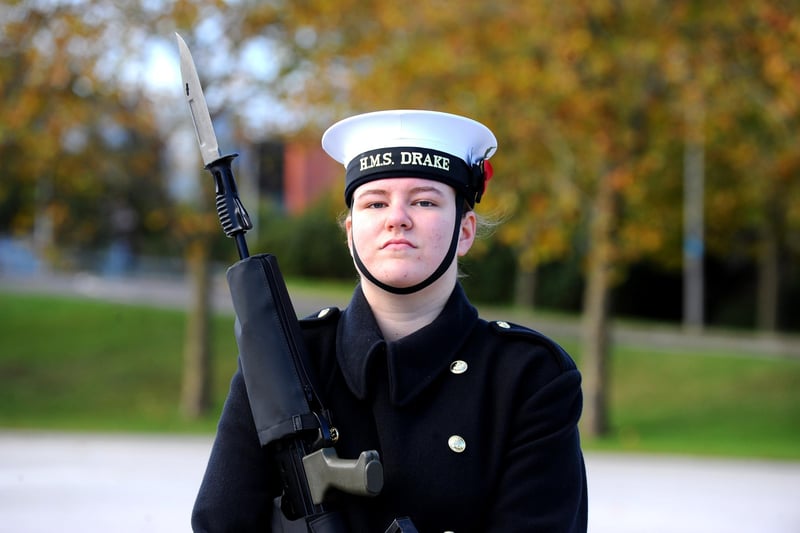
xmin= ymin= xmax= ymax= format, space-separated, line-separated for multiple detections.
xmin=176 ymin=34 xmax=403 ymax=532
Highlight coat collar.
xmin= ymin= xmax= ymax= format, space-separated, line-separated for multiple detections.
xmin=336 ymin=283 xmax=479 ymax=407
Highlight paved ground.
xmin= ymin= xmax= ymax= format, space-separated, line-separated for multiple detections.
xmin=1 ymin=431 xmax=799 ymax=533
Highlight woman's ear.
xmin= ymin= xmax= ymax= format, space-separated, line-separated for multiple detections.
xmin=457 ymin=211 xmax=477 ymax=257
xmin=345 ymin=214 xmax=354 ymax=257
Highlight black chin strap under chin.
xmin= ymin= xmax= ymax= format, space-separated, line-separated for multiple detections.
xmin=352 ymin=200 xmax=465 ymax=295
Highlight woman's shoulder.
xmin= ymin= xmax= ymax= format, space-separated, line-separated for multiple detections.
xmin=471 ymin=319 xmax=582 ymax=421
xmin=473 ymin=317 xmax=578 ymax=375
xmin=298 ymin=306 xmax=342 ymax=348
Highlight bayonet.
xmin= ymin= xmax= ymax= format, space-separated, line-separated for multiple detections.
xmin=176 ymin=33 xmax=252 ymax=258
xmin=177 ymin=33 xmax=220 ymax=167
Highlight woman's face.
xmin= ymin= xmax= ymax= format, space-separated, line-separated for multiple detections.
xmin=345 ymin=177 xmax=476 ymax=291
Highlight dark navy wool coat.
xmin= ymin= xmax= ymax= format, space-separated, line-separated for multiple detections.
xmin=192 ymin=284 xmax=587 ymax=532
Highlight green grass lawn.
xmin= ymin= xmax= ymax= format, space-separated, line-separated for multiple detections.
xmin=0 ymin=291 xmax=239 ymax=433
xmin=584 ymin=343 xmax=800 ymax=459
xmin=1 ymin=290 xmax=798 ymax=460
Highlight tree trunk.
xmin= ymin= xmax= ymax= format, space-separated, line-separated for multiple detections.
xmin=756 ymin=219 xmax=780 ymax=332
xmin=513 ymin=264 xmax=537 ymax=309
xmin=180 ymin=238 xmax=213 ymax=419
xmin=683 ymin=137 xmax=705 ymax=332
xmin=580 ymin=174 xmax=615 ymax=438
xmin=683 ymin=88 xmax=705 ymax=332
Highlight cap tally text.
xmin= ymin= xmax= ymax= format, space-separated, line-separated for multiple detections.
xmin=359 ymin=150 xmax=451 ymax=172
xmin=345 ymin=146 xmax=472 ymax=206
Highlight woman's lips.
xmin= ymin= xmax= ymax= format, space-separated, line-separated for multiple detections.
xmin=381 ymin=238 xmax=414 ymax=249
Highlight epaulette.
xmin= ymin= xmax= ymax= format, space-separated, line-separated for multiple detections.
xmin=301 ymin=306 xmax=341 ymax=324
xmin=489 ymin=319 xmax=536 ymax=337
xmin=488 ymin=320 xmax=573 ymax=371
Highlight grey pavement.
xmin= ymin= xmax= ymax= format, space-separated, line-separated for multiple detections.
xmin=0 ymin=271 xmax=343 ymax=321
xmin=1 ymin=431 xmax=799 ymax=533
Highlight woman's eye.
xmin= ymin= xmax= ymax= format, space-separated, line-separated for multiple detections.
xmin=414 ymin=200 xmax=436 ymax=207
xmin=367 ymin=201 xmax=387 ymax=209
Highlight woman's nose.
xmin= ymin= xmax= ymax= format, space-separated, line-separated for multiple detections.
xmin=386 ymin=204 xmax=412 ymax=229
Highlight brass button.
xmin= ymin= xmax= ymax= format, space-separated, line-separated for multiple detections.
xmin=448 ymin=435 xmax=466 ymax=453
xmin=496 ymin=320 xmax=511 ymax=329
xmin=450 ymin=360 xmax=468 ymax=374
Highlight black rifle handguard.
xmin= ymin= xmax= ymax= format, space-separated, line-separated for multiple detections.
xmin=227 ymin=253 xmax=327 ymax=446
xmin=226 ymin=253 xmax=384 ymax=524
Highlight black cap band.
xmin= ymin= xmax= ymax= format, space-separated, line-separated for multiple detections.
xmin=345 ymin=146 xmax=486 ymax=208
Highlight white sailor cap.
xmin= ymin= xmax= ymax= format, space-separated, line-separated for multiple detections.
xmin=321 ymin=109 xmax=497 ymax=207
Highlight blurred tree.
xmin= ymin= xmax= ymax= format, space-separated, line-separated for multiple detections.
xmin=272 ymin=1 xmax=683 ymax=437
xmin=264 ymin=0 xmax=800 ymax=434
xmin=5 ymin=0 xmax=798 ymax=426
xmin=701 ymin=2 xmax=800 ymax=332
xmin=520 ymin=2 xmax=683 ymax=438
xmin=0 ymin=1 xmax=216 ymax=418
xmin=0 ymin=3 xmax=176 ymax=265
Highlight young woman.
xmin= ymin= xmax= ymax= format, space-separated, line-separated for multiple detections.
xmin=192 ymin=110 xmax=588 ymax=532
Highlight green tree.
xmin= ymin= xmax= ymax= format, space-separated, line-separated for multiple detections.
xmin=0 ymin=2 xmax=217 ymax=418
xmin=263 ymin=0 xmax=799 ymax=434
xmin=702 ymin=3 xmax=800 ymax=331
xmin=0 ymin=3 xmax=172 ymax=258
xmin=9 ymin=0 xmax=798 ymax=428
